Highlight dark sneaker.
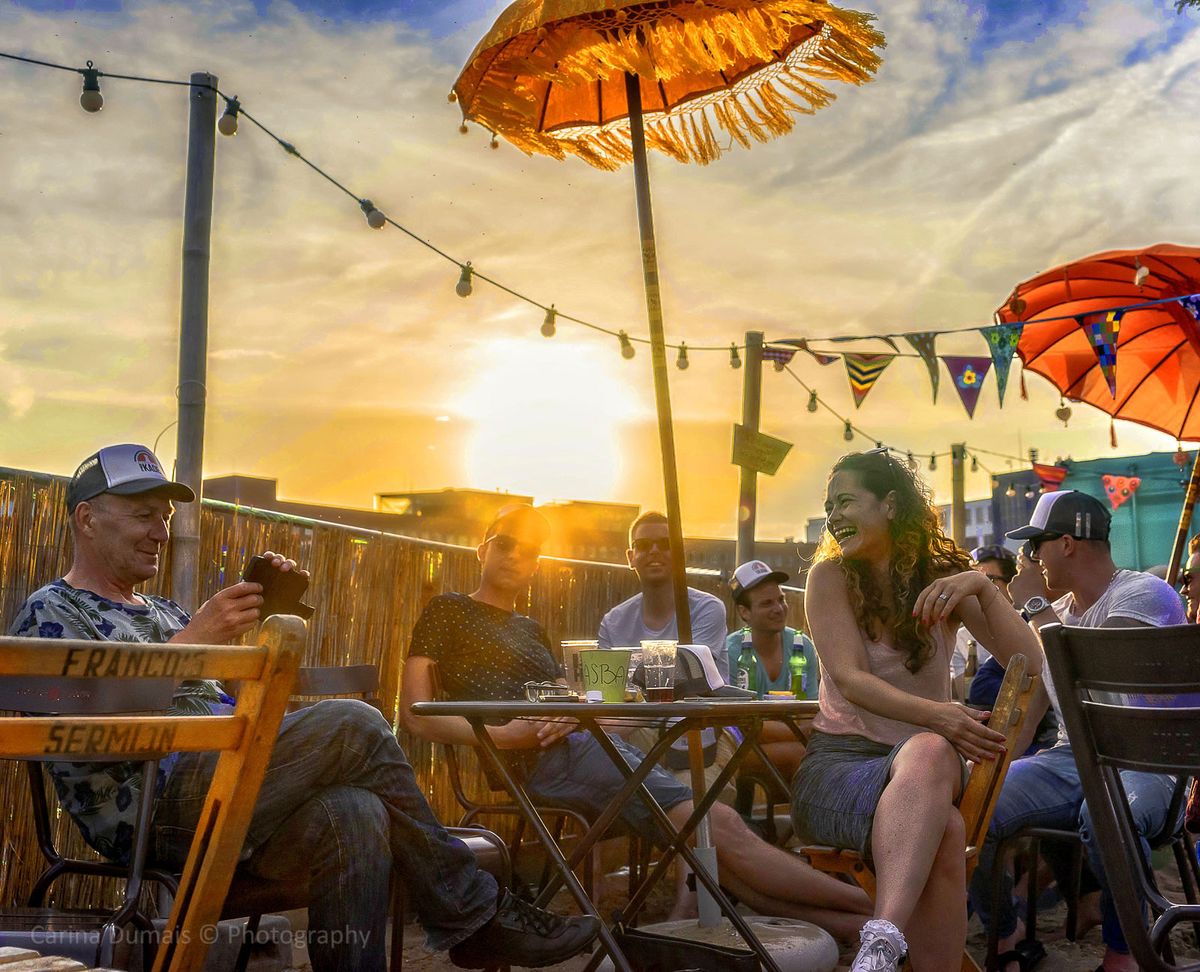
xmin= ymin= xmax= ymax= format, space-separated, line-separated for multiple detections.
xmin=449 ymin=889 xmax=600 ymax=969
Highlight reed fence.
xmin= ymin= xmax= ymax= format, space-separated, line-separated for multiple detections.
xmin=0 ymin=467 xmax=743 ymax=909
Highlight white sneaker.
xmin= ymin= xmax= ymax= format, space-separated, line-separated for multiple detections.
xmin=850 ymin=918 xmax=908 ymax=972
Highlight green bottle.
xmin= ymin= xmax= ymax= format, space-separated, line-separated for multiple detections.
xmin=735 ymin=629 xmax=757 ymax=695
xmin=789 ymin=649 xmax=807 ymax=699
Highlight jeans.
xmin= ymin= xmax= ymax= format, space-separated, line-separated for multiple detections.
xmin=526 ymin=731 xmax=692 ymax=844
xmin=967 ymin=743 xmax=1177 ymax=953
xmin=152 ymin=699 xmax=497 ymax=972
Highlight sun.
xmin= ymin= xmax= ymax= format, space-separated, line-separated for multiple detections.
xmin=457 ymin=338 xmax=645 ymax=501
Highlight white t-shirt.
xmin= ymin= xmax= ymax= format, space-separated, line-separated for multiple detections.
xmin=1042 ymin=569 xmax=1187 ymax=746
xmin=598 ymin=587 xmax=729 ymax=680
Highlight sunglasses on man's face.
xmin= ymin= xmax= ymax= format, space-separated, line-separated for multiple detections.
xmin=1179 ymin=570 xmax=1198 ymax=588
xmin=631 ymin=537 xmax=672 ymax=555
xmin=488 ymin=533 xmax=541 ymax=559
xmin=1028 ymin=534 xmax=1064 ymax=563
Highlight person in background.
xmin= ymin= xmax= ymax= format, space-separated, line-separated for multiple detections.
xmin=726 ymin=559 xmax=818 ymax=787
xmin=793 ymin=449 xmax=1041 ymax=972
xmin=950 ymin=545 xmax=1015 ymax=696
xmin=1179 ymin=548 xmax=1200 ymax=623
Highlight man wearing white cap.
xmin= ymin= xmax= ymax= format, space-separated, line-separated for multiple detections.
xmin=726 ymin=559 xmax=819 ymax=797
xmin=10 ymin=445 xmax=599 ymax=972
xmin=967 ymin=490 xmax=1185 ymax=972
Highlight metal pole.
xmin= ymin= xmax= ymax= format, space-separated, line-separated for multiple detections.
xmin=1168 ymin=451 xmax=1200 ymax=586
xmin=171 ymin=72 xmax=218 ymax=612
xmin=950 ymin=443 xmax=967 ymax=548
xmin=736 ymin=331 xmax=764 ymax=567
xmin=625 ymin=72 xmax=691 ymax=644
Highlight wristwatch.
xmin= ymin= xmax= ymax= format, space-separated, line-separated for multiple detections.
xmin=1020 ymin=595 xmax=1052 ymax=622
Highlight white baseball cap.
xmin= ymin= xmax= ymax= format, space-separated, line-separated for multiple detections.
xmin=67 ymin=444 xmax=194 ymax=512
xmin=730 ymin=559 xmax=789 ymax=602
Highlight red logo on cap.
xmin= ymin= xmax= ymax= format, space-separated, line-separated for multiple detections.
xmin=133 ymin=451 xmax=161 ymax=474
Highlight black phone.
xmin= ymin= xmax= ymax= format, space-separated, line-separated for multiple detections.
xmin=242 ymin=555 xmax=315 ymax=620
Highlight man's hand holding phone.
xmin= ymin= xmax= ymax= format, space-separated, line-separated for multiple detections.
xmin=170 ymin=550 xmax=312 ymax=645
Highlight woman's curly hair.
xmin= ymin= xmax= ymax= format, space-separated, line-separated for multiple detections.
xmin=814 ymin=450 xmax=971 ymax=673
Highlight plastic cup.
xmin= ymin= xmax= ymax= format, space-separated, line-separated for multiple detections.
xmin=560 ymin=640 xmax=598 ymax=691
xmin=580 ymin=648 xmax=632 ymax=703
xmin=640 ymin=640 xmax=678 ymax=702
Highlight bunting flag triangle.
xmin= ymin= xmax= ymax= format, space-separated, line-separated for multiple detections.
xmin=903 ymin=332 xmax=940 ymax=403
xmin=1075 ymin=309 xmax=1124 ymax=398
xmin=762 ymin=345 xmax=797 ymax=366
xmin=942 ymin=355 xmax=993 ymax=418
xmin=980 ymin=323 xmax=1023 ymax=407
xmin=843 ymin=353 xmax=894 ymax=408
xmin=1180 ymin=295 xmax=1200 ymax=320
xmin=774 ymin=338 xmax=839 ymax=365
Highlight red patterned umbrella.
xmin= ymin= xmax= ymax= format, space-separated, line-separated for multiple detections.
xmin=997 ymin=243 xmax=1200 ymax=441
xmin=996 ymin=243 xmax=1200 ymax=580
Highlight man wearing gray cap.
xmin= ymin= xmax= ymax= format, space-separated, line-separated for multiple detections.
xmin=967 ymin=490 xmax=1185 ymax=972
xmin=10 ymin=444 xmax=599 ymax=972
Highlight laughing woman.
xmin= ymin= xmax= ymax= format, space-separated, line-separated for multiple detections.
xmin=792 ymin=450 xmax=1041 ymax=972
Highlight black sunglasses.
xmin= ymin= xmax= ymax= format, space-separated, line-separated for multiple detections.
xmin=1179 ymin=570 xmax=1197 ymax=587
xmin=1028 ymin=534 xmax=1064 ymax=563
xmin=631 ymin=537 xmax=671 ymax=554
xmin=488 ymin=533 xmax=541 ymax=558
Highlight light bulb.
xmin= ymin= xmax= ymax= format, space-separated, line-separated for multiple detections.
xmin=456 ymin=263 xmax=473 ymax=298
xmin=807 ymin=391 xmax=819 ymax=413
xmin=459 ymin=123 xmax=469 ymax=135
xmin=1024 ymin=486 xmax=1036 ymax=500
xmin=490 ymin=134 xmax=499 ymax=150
xmin=843 ymin=420 xmax=854 ymax=442
xmin=218 ymin=97 xmax=240 ymax=136
xmin=676 ymin=344 xmax=689 ymax=370
xmin=1006 ymin=484 xmax=1017 ymax=498
xmin=907 ymin=451 xmax=916 ymax=470
xmin=929 ymin=454 xmax=937 ymax=472
xmin=773 ymin=359 xmax=786 ymax=372
xmin=541 ymin=306 xmax=557 ymax=338
xmin=359 ymin=199 xmax=386 ymax=229
xmin=619 ymin=332 xmax=636 ymax=359
xmin=79 ymin=62 xmax=103 ymax=113
xmin=729 ymin=344 xmax=741 ymax=369
xmin=1134 ymin=260 xmax=1149 ymax=287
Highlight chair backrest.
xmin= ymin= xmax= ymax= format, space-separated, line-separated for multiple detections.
xmin=959 ymin=653 xmax=1037 ymax=871
xmin=0 ymin=615 xmax=303 ymax=972
xmin=1043 ymin=622 xmax=1200 ymax=972
xmin=288 ymin=663 xmax=380 ymax=711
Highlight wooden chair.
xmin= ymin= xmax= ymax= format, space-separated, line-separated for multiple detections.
xmin=0 ymin=616 xmax=303 ymax=972
xmin=1042 ymin=622 xmax=1200 ymax=972
xmin=800 ymin=653 xmax=1035 ymax=972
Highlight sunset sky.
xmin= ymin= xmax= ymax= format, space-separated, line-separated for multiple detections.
xmin=1 ymin=0 xmax=1198 ymax=539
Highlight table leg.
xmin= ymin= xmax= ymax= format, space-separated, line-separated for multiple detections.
xmin=589 ymin=721 xmax=784 ymax=972
xmin=469 ymin=719 xmax=635 ymax=972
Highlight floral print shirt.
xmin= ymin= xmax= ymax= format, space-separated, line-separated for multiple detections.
xmin=8 ymin=579 xmax=228 ymax=864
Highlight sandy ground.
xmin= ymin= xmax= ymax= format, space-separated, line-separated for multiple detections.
xmin=277 ymin=848 xmax=1200 ymax=972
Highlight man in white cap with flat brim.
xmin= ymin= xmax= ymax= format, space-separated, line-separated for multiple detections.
xmin=967 ymin=490 xmax=1185 ymax=972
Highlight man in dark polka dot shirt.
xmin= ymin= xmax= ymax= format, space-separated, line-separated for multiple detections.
xmin=402 ymin=505 xmax=873 ymax=941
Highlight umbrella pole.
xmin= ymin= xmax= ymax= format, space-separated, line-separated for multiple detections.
xmin=1167 ymin=450 xmax=1200 ymax=586
xmin=625 ymin=72 xmax=692 ymax=645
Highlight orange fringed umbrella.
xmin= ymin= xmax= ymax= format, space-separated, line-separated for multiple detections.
xmin=996 ymin=243 xmax=1200 ymax=583
xmin=452 ymin=0 xmax=884 ymax=647
xmin=452 ymin=0 xmax=884 ymax=170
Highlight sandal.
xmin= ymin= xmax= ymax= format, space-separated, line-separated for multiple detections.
xmin=995 ymin=938 xmax=1047 ymax=972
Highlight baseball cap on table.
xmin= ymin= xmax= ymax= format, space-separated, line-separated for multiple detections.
xmin=1006 ymin=489 xmax=1110 ymax=543
xmin=66 ymin=444 xmax=195 ymax=513
xmin=730 ymin=559 xmax=790 ymax=601
xmin=483 ymin=503 xmax=551 ymax=545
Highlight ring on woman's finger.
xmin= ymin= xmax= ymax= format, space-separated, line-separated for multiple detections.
xmin=937 ymin=593 xmax=950 ymax=601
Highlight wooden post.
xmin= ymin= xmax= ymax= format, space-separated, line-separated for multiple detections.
xmin=1167 ymin=451 xmax=1200 ymax=585
xmin=172 ymin=73 xmax=218 ymax=612
xmin=951 ymin=443 xmax=967 ymax=548
xmin=625 ymin=72 xmax=691 ymax=643
xmin=736 ymin=331 xmax=764 ymax=567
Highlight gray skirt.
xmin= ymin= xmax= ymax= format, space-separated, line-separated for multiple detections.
xmin=790 ymin=730 xmax=908 ymax=866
